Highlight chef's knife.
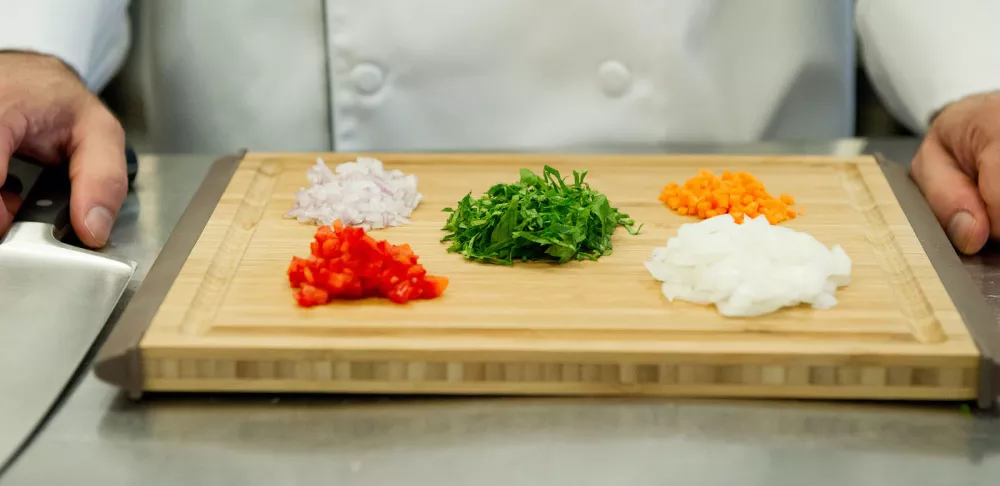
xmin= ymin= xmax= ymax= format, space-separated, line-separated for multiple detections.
xmin=0 ymin=155 xmax=137 ymax=469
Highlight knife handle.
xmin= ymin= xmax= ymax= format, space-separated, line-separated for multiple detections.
xmin=11 ymin=144 xmax=138 ymax=238
xmin=13 ymin=161 xmax=72 ymax=237
xmin=126 ymin=145 xmax=138 ymax=184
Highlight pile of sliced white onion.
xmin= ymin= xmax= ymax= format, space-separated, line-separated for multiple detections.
xmin=644 ymin=214 xmax=852 ymax=317
xmin=284 ymin=157 xmax=422 ymax=230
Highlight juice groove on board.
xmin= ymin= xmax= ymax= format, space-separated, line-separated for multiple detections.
xmin=838 ymin=163 xmax=945 ymax=344
xmin=179 ymin=160 xmax=281 ymax=336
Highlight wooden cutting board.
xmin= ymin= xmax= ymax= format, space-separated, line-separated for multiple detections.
xmin=98 ymin=152 xmax=984 ymax=401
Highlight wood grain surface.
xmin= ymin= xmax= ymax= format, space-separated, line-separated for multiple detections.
xmin=137 ymin=152 xmax=980 ymax=400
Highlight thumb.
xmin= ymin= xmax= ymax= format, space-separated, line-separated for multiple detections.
xmin=1 ymin=176 xmax=23 ymax=231
xmin=66 ymin=104 xmax=127 ymax=248
xmin=910 ymin=133 xmax=991 ymax=254
xmin=0 ymin=108 xmax=27 ymax=236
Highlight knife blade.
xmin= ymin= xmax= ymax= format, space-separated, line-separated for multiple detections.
xmin=0 ymin=156 xmax=137 ymax=469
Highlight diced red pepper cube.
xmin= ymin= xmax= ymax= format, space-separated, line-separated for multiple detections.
xmin=421 ymin=275 xmax=449 ymax=298
xmin=294 ymin=283 xmax=330 ymax=307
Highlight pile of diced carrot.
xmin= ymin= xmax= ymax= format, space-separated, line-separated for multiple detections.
xmin=658 ymin=169 xmax=800 ymax=224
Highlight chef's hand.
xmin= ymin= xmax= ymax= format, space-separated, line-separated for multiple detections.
xmin=911 ymin=90 xmax=1000 ymax=255
xmin=0 ymin=51 xmax=127 ymax=248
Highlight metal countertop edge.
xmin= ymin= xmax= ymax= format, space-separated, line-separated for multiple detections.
xmin=92 ymin=150 xmax=247 ymax=398
xmin=872 ymin=153 xmax=1000 ymax=412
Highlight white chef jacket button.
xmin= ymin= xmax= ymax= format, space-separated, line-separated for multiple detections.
xmin=598 ymin=60 xmax=632 ymax=97
xmin=350 ymin=63 xmax=385 ymax=94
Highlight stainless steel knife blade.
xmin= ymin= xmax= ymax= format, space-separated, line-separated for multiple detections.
xmin=0 ymin=157 xmax=136 ymax=469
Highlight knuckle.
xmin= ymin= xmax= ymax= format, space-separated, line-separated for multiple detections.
xmin=935 ymin=94 xmax=1000 ymax=173
xmin=910 ymin=144 xmax=932 ymax=182
xmin=0 ymin=109 xmax=27 ymax=153
xmin=0 ymin=122 xmax=15 ymax=157
xmin=81 ymin=103 xmax=125 ymax=140
xmin=87 ymin=163 xmax=128 ymax=201
xmin=982 ymin=141 xmax=1000 ymax=168
xmin=910 ymin=153 xmax=925 ymax=178
xmin=959 ymin=116 xmax=987 ymax=163
xmin=967 ymin=103 xmax=1000 ymax=158
xmin=108 ymin=173 xmax=128 ymax=197
xmin=96 ymin=111 xmax=125 ymax=139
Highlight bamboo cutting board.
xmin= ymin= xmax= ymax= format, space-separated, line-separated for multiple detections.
xmin=97 ymin=152 xmax=986 ymax=401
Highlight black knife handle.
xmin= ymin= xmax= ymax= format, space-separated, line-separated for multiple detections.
xmin=126 ymin=145 xmax=138 ymax=184
xmin=12 ymin=145 xmax=138 ymax=237
xmin=13 ymin=161 xmax=72 ymax=235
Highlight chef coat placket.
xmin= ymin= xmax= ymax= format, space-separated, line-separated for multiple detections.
xmin=324 ymin=0 xmax=688 ymax=153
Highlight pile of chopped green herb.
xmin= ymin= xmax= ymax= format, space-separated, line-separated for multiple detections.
xmin=440 ymin=166 xmax=641 ymax=265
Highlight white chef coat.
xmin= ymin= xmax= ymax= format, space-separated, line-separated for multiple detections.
xmin=1 ymin=0 xmax=998 ymax=154
xmin=0 ymin=0 xmax=129 ymax=93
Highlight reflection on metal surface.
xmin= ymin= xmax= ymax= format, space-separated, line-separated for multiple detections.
xmin=3 ymin=143 xmax=1000 ymax=485
xmin=9 ymin=394 xmax=999 ymax=485
xmin=96 ymin=395 xmax=999 ymax=459
xmin=961 ymin=245 xmax=1000 ymax=322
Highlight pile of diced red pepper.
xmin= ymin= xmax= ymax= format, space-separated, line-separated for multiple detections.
xmin=287 ymin=221 xmax=449 ymax=307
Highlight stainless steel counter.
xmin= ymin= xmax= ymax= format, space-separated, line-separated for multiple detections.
xmin=3 ymin=139 xmax=1000 ymax=485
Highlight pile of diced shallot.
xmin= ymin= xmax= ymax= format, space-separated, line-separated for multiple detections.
xmin=284 ymin=157 xmax=422 ymax=230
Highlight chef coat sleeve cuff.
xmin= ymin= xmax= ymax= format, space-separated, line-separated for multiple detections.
xmin=0 ymin=0 xmax=131 ymax=92
xmin=855 ymin=0 xmax=1000 ymax=134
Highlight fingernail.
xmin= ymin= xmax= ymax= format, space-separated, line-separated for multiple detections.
xmin=947 ymin=211 xmax=976 ymax=254
xmin=85 ymin=206 xmax=114 ymax=246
